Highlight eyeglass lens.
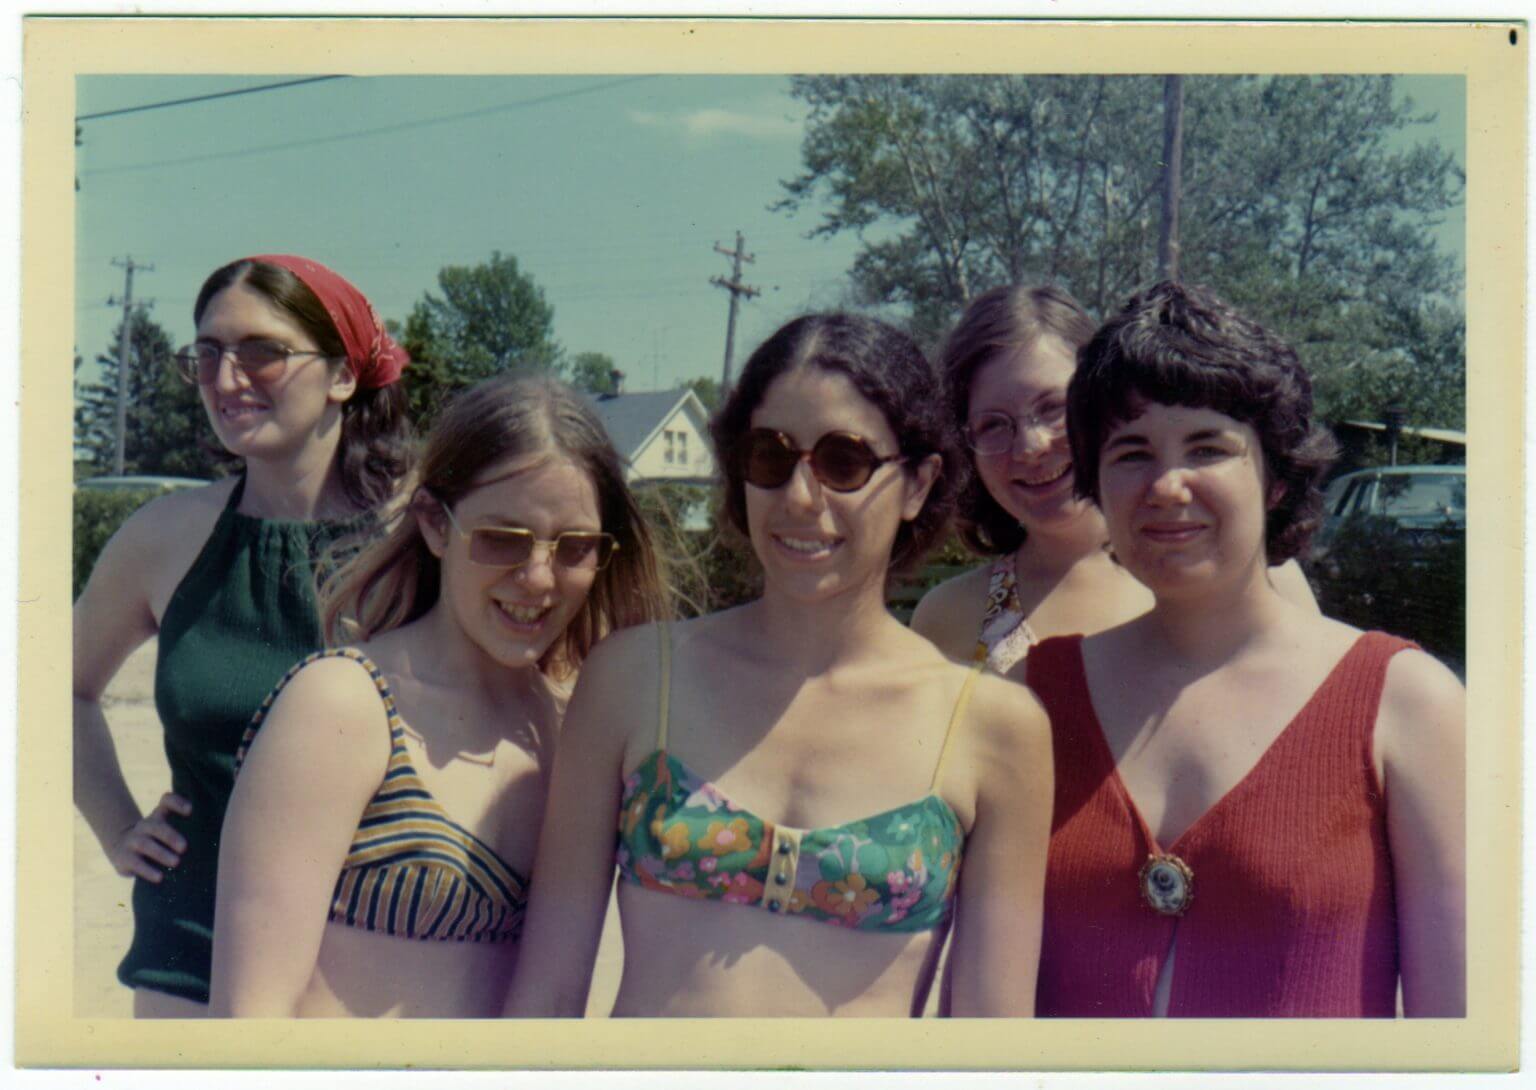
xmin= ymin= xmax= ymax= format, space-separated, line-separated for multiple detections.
xmin=467 ymin=527 xmax=614 ymax=570
xmin=175 ymin=340 xmax=295 ymax=386
xmin=967 ymin=405 xmax=1067 ymax=454
xmin=743 ymin=430 xmax=889 ymax=493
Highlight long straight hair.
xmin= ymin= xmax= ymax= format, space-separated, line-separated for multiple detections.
xmin=319 ymin=374 xmax=672 ymax=677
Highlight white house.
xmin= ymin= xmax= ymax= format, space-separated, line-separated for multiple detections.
xmin=588 ymin=387 xmax=716 ymax=485
xmin=588 ymin=387 xmax=717 ymax=530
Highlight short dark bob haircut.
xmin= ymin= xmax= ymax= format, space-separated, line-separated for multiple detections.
xmin=709 ymin=312 xmax=962 ymax=575
xmin=1067 ymin=280 xmax=1338 ymax=564
xmin=940 ymin=284 xmax=1099 ymax=556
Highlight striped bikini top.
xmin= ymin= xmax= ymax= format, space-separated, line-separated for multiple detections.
xmin=614 ymin=625 xmax=976 ymax=932
xmin=235 ymin=648 xmax=528 ymax=944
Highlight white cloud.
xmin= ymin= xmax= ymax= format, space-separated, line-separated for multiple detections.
xmin=626 ymin=105 xmax=801 ymax=141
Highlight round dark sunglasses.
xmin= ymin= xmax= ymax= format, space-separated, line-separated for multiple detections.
xmin=741 ymin=428 xmax=906 ymax=493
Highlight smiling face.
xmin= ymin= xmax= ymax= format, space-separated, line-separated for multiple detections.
xmin=967 ymin=334 xmax=1095 ymax=536
xmin=419 ymin=453 xmax=603 ymax=670
xmin=745 ymin=366 xmax=937 ymax=604
xmin=194 ymin=280 xmax=356 ymax=463
xmin=1096 ymin=401 xmax=1274 ymax=599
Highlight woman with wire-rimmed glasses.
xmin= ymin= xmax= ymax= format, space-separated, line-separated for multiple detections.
xmin=912 ymin=284 xmax=1316 ymax=677
xmin=207 ymin=374 xmax=671 ymax=1017
xmin=73 ymin=255 xmax=413 ymax=1016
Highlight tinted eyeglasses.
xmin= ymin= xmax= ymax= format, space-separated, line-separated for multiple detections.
xmin=439 ymin=503 xmax=618 ymax=572
xmin=964 ymin=403 xmax=1068 ymax=456
xmin=740 ymin=428 xmax=906 ymax=493
xmin=173 ymin=339 xmax=333 ymax=386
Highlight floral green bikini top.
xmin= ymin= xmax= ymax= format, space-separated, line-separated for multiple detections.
xmin=614 ymin=625 xmax=977 ymax=932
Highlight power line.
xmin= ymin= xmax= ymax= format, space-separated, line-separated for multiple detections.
xmin=77 ymin=76 xmax=350 ymax=122
xmin=79 ymin=75 xmax=659 ymax=179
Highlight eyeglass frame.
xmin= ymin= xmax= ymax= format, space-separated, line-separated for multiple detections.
xmin=739 ymin=428 xmax=908 ymax=494
xmin=963 ymin=403 xmax=1069 ymax=456
xmin=172 ymin=338 xmax=338 ymax=387
xmin=435 ymin=499 xmax=619 ymax=573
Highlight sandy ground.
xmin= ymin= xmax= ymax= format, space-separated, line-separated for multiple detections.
xmin=73 ymin=638 xmax=626 ymax=1018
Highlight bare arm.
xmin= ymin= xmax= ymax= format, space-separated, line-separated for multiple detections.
xmin=910 ymin=566 xmax=988 ymax=664
xmin=72 ymin=503 xmax=191 ymax=879
xmin=208 ymin=657 xmax=390 ymax=1017
xmin=1379 ymin=649 xmax=1466 ymax=1016
xmin=501 ymin=630 xmax=640 ymax=1016
xmin=944 ymin=676 xmax=1054 ymax=1016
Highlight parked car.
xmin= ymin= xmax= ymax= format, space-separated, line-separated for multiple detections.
xmin=75 ymin=474 xmax=209 ymax=493
xmin=1312 ymin=464 xmax=1465 ymax=556
xmin=1305 ymin=464 xmax=1465 ymax=676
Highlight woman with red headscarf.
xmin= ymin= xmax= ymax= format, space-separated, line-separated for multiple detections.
xmin=73 ymin=255 xmax=413 ymax=1017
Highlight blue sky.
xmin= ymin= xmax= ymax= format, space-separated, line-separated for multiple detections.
xmin=74 ymin=74 xmax=1465 ymax=400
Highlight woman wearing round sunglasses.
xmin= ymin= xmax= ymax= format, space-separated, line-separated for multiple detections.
xmin=505 ymin=314 xmax=1052 ymax=1018
xmin=73 ymin=254 xmax=412 ymax=1017
xmin=913 ymin=284 xmax=1315 ymax=675
xmin=209 ymin=375 xmax=670 ymax=1017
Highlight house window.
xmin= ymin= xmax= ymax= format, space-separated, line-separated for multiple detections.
xmin=676 ymin=431 xmax=688 ymax=465
xmin=664 ymin=430 xmax=675 ymax=464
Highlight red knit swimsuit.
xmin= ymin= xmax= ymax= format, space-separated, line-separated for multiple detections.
xmin=1028 ymin=631 xmax=1415 ymax=1017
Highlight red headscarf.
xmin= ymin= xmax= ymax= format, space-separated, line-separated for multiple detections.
xmin=244 ymin=254 xmax=410 ymax=388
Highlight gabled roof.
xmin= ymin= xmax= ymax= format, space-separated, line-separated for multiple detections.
xmin=587 ymin=388 xmax=708 ymax=461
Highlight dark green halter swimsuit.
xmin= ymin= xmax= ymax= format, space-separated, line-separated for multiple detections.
xmin=116 ymin=474 xmax=370 ymax=1003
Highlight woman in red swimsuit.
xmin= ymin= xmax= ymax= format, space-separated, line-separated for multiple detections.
xmin=1031 ymin=280 xmax=1465 ymax=1017
xmin=505 ymin=313 xmax=1052 ymax=1017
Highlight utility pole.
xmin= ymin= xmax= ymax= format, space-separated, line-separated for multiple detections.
xmin=710 ymin=231 xmax=759 ymax=392
xmin=1157 ymin=75 xmax=1185 ymax=282
xmin=108 ymin=256 xmax=154 ymax=476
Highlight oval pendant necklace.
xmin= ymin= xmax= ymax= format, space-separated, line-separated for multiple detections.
xmin=1139 ymin=852 xmax=1194 ymax=916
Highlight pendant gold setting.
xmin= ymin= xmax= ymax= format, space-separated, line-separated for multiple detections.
xmin=1139 ymin=853 xmax=1194 ymax=916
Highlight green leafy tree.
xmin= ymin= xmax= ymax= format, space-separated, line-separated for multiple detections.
xmin=74 ymin=313 xmax=221 ymax=479
xmin=399 ymin=251 xmax=561 ymax=425
xmin=779 ymin=75 xmax=1465 ymax=427
xmin=682 ymin=376 xmax=721 ymax=413
xmin=569 ymin=351 xmax=619 ymax=396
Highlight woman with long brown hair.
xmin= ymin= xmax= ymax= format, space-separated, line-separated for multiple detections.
xmin=73 ymin=255 xmax=412 ymax=1016
xmin=209 ymin=374 xmax=670 ymax=1017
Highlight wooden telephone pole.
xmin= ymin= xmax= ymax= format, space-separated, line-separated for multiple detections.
xmin=711 ymin=231 xmax=760 ymax=391
xmin=107 ymin=256 xmax=155 ymax=476
xmin=1157 ymin=76 xmax=1185 ymax=281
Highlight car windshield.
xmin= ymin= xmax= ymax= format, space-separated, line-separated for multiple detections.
xmin=1377 ymin=474 xmax=1464 ymax=518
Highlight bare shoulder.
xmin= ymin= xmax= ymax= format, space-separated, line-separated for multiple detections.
xmin=1381 ymin=645 xmax=1465 ymax=721
xmin=966 ymin=670 xmax=1050 ymax=753
xmin=101 ymin=479 xmax=236 ymax=594
xmin=122 ymin=477 xmax=237 ymax=548
xmin=265 ymin=651 xmax=392 ymax=738
xmin=910 ymin=562 xmax=991 ymax=660
xmin=583 ymin=618 xmax=666 ymax=680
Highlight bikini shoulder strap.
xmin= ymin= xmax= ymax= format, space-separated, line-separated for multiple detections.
xmin=656 ymin=621 xmax=672 ymax=750
xmin=929 ymin=660 xmax=985 ymax=790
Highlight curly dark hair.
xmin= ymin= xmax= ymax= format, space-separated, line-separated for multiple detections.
xmin=1067 ymin=280 xmax=1338 ymax=564
xmin=709 ymin=312 xmax=962 ymax=575
xmin=194 ymin=258 xmax=414 ymax=511
xmin=940 ymin=284 xmax=1099 ymax=555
